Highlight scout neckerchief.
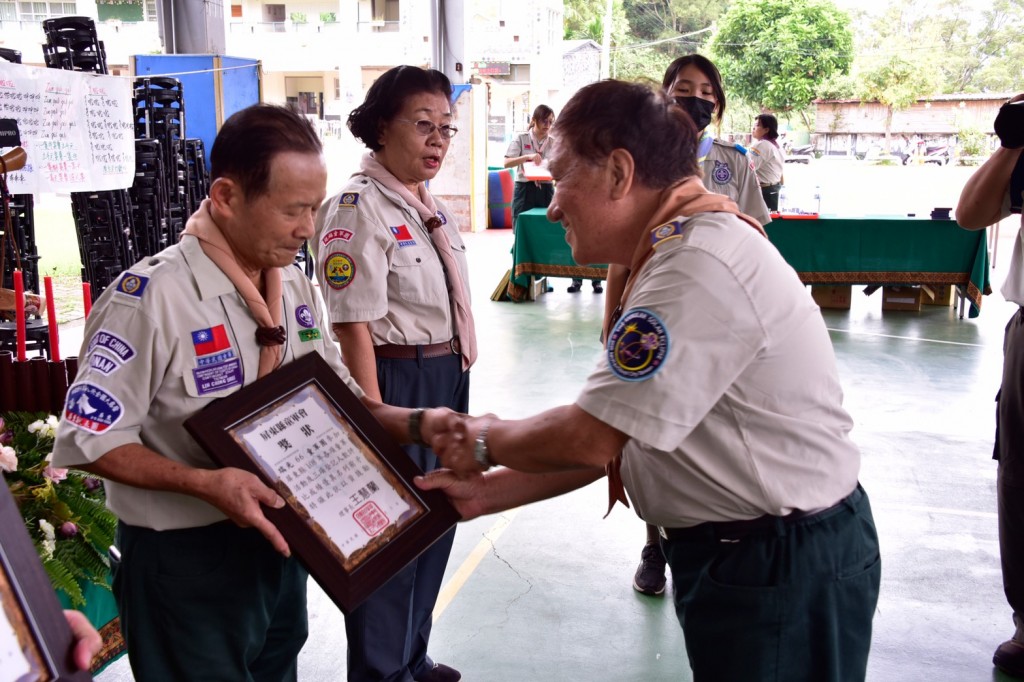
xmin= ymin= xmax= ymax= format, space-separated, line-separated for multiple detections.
xmin=696 ymin=132 xmax=714 ymax=165
xmin=602 ymin=176 xmax=767 ymax=517
xmin=181 ymin=199 xmax=285 ymax=380
xmin=358 ymin=152 xmax=477 ymax=370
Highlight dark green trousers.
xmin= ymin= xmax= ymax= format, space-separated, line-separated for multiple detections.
xmin=113 ymin=521 xmax=308 ymax=682
xmin=661 ymin=485 xmax=880 ymax=682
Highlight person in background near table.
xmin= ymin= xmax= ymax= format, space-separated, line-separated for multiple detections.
xmin=314 ymin=65 xmax=472 ymax=682
xmin=610 ymin=52 xmax=772 ymax=598
xmin=505 ymin=104 xmax=602 ymax=295
xmin=50 ymin=104 xmax=452 ymax=681
xmin=749 ymin=113 xmax=786 ymax=211
xmin=956 ymin=92 xmax=1024 ymax=680
xmin=418 ymin=79 xmax=880 ymax=682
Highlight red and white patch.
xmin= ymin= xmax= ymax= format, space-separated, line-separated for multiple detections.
xmin=321 ymin=228 xmax=354 ymax=245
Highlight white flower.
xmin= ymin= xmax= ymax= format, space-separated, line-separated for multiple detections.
xmin=44 ymin=415 xmax=59 ymax=438
xmin=29 ymin=417 xmax=59 ymax=439
xmin=39 ymin=519 xmax=56 ymax=559
xmin=27 ymin=419 xmax=44 ymax=434
xmin=0 ymin=446 xmax=17 ymax=473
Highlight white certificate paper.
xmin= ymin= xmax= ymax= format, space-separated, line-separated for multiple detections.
xmin=232 ymin=386 xmax=422 ymax=564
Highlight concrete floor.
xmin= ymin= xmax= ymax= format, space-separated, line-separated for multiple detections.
xmin=92 ymin=217 xmax=1024 ymax=681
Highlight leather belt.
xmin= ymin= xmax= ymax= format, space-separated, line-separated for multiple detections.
xmin=659 ymin=486 xmax=863 ymax=543
xmin=374 ymin=338 xmax=460 ymax=360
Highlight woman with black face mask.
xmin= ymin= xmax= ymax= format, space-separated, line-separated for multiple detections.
xmin=663 ymin=54 xmax=771 ymax=227
xmin=605 ymin=54 xmax=773 ymax=601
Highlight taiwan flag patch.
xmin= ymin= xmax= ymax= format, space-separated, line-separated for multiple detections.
xmin=390 ymin=224 xmax=417 ymax=248
xmin=191 ymin=325 xmax=231 ymax=356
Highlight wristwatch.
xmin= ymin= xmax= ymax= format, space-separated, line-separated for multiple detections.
xmin=474 ymin=420 xmax=495 ymax=470
xmin=408 ymin=408 xmax=429 ymax=447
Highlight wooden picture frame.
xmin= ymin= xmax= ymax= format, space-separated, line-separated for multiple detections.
xmin=183 ymin=351 xmax=459 ymax=614
xmin=0 ymin=483 xmax=93 ymax=681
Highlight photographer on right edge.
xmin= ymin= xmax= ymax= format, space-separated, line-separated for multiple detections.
xmin=957 ymin=93 xmax=1024 ymax=679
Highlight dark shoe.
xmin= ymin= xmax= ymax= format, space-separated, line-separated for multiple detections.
xmin=592 ymin=281 xmax=604 ymax=293
xmin=994 ymin=639 xmax=1024 ymax=677
xmin=632 ymin=542 xmax=667 ymax=596
xmin=416 ymin=662 xmax=461 ymax=682
xmin=567 ymin=278 xmax=582 ymax=293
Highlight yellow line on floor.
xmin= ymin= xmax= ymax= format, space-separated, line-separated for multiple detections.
xmin=433 ymin=508 xmax=521 ymax=621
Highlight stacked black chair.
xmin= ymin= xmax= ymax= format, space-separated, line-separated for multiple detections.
xmin=41 ymin=16 xmax=108 ymax=74
xmin=0 ymin=48 xmax=22 ymax=64
xmin=71 ymin=190 xmax=138 ymax=295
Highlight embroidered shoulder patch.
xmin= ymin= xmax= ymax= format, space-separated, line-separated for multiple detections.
xmin=321 ymin=228 xmax=354 ymax=245
xmin=324 ymin=252 xmax=356 ymax=289
xmin=650 ymin=221 xmax=685 ymax=249
xmin=115 ymin=273 xmax=149 ymax=298
xmin=339 ymin=192 xmax=359 ymax=207
xmin=64 ymin=383 xmax=124 ymax=433
xmin=606 ymin=308 xmax=670 ymax=382
xmin=295 ymin=304 xmax=315 ymax=328
xmin=87 ymin=329 xmax=136 ymax=363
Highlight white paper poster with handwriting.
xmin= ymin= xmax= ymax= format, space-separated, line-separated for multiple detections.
xmin=0 ymin=61 xmax=134 ymax=193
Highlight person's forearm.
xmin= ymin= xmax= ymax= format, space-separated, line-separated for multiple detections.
xmin=78 ymin=443 xmax=215 ymax=498
xmin=333 ymin=321 xmax=381 ymax=401
xmin=503 ymin=155 xmax=532 ymax=169
xmin=956 ymin=146 xmax=1022 ymax=229
xmin=477 ymin=467 xmax=605 ymax=514
xmin=485 ymin=404 xmax=628 ymax=472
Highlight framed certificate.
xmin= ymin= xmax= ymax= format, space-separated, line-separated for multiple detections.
xmin=0 ymin=484 xmax=93 ymax=681
xmin=183 ymin=351 xmax=460 ymax=614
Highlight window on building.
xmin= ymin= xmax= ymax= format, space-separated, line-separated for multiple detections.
xmin=334 ymin=77 xmax=340 ymax=99
xmin=230 ymin=3 xmax=241 ymax=17
xmin=0 ymin=1 xmax=16 ymax=20
xmin=370 ymin=0 xmax=398 ymax=31
xmin=17 ymin=0 xmax=74 ymax=20
xmin=144 ymin=0 xmax=157 ymax=20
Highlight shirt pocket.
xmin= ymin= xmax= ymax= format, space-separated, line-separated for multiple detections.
xmin=392 ymin=247 xmax=447 ymax=305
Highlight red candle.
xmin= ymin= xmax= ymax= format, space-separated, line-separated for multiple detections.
xmin=44 ymin=276 xmax=60 ymax=363
xmin=82 ymin=281 xmax=92 ymax=319
xmin=13 ymin=270 xmax=25 ymax=362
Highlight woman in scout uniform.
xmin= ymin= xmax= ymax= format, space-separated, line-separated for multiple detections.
xmin=505 ymin=104 xmax=602 ymax=295
xmin=314 ymin=65 xmax=471 ymax=682
xmin=750 ymin=113 xmax=786 ymax=211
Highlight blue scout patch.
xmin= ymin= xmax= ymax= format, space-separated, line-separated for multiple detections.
xmin=324 ymin=253 xmax=356 ymax=289
xmin=115 ymin=273 xmax=149 ymax=298
xmin=650 ymin=221 xmax=684 ymax=249
xmin=339 ymin=192 xmax=359 ymax=207
xmin=435 ymin=211 xmax=447 ymax=225
xmin=64 ymin=383 xmax=124 ymax=433
xmin=192 ymin=358 xmax=243 ymax=395
xmin=606 ymin=308 xmax=670 ymax=381
xmin=712 ymin=161 xmax=732 ymax=185
xmin=196 ymin=350 xmax=235 ymax=367
xmin=87 ymin=330 xmax=136 ymax=363
xmin=295 ymin=304 xmax=315 ymax=328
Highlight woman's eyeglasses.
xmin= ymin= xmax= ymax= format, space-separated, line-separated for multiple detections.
xmin=394 ymin=118 xmax=459 ymax=138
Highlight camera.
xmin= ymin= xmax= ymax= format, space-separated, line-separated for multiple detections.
xmin=995 ymin=99 xmax=1024 ymax=149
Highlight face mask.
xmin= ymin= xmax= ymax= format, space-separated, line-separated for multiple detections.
xmin=674 ymin=96 xmax=715 ymax=132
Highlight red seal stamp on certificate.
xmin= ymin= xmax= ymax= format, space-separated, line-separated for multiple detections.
xmin=353 ymin=501 xmax=390 ymax=537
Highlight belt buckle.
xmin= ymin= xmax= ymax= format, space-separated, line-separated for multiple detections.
xmin=450 ymin=337 xmax=461 ymax=355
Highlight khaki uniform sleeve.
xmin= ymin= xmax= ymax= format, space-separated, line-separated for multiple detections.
xmin=316 ymin=194 xmax=392 ymax=324
xmin=733 ymin=152 xmax=772 ymax=225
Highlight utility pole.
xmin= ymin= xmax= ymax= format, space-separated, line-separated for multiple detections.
xmin=600 ymin=0 xmax=613 ymax=79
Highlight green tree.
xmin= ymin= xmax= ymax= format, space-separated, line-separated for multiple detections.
xmin=709 ymin=0 xmax=854 ymax=125
xmin=857 ymin=56 xmax=938 ymax=151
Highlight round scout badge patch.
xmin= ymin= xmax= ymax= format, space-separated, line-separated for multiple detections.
xmin=712 ymin=160 xmax=732 ymax=185
xmin=324 ymin=253 xmax=356 ymax=289
xmin=295 ymin=304 xmax=315 ymax=328
xmin=606 ymin=308 xmax=670 ymax=381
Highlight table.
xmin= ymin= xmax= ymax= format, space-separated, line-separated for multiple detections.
xmin=766 ymin=215 xmax=991 ymax=318
xmin=508 ymin=208 xmax=606 ymax=301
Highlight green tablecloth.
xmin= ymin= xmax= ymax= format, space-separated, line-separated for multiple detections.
xmin=765 ymin=215 xmax=991 ymax=318
xmin=57 ymin=578 xmax=125 ymax=673
xmin=508 ymin=208 xmax=607 ymax=300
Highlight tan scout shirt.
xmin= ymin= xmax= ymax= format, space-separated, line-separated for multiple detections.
xmin=577 ymin=212 xmax=859 ymax=528
xmin=51 ymin=236 xmax=363 ymax=530
xmin=314 ymin=175 xmax=471 ymax=346
xmin=701 ymin=140 xmax=772 ymax=226
xmin=505 ymin=132 xmax=553 ymax=183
